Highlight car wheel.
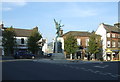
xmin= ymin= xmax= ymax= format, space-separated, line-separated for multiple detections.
xmin=31 ymin=56 xmax=35 ymax=59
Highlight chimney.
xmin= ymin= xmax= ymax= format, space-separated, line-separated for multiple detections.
xmin=114 ymin=23 xmax=120 ymax=28
xmin=33 ymin=26 xmax=38 ymax=31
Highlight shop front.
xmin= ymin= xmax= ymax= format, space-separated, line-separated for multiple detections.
xmin=106 ymin=48 xmax=120 ymax=61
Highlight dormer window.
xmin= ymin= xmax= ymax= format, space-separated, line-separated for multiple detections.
xmin=21 ymin=38 xmax=24 ymax=44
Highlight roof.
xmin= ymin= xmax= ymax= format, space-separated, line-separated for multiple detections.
xmin=2 ymin=26 xmax=38 ymax=37
xmin=13 ymin=28 xmax=33 ymax=37
xmin=62 ymin=31 xmax=91 ymax=37
xmin=103 ymin=23 xmax=120 ymax=33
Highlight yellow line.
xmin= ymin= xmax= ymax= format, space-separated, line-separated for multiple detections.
xmin=0 ymin=59 xmax=32 ymax=62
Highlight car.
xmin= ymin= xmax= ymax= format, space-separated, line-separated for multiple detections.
xmin=47 ymin=53 xmax=52 ymax=57
xmin=14 ymin=51 xmax=35 ymax=59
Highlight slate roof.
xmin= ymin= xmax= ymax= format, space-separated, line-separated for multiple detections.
xmin=103 ymin=23 xmax=120 ymax=33
xmin=13 ymin=28 xmax=33 ymax=37
xmin=62 ymin=31 xmax=91 ymax=37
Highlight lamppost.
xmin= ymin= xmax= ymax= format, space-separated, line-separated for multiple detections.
xmin=54 ymin=19 xmax=64 ymax=53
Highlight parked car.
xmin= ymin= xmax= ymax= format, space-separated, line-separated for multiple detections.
xmin=14 ymin=51 xmax=35 ymax=59
xmin=47 ymin=53 xmax=52 ymax=57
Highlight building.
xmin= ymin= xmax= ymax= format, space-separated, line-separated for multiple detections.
xmin=96 ymin=23 xmax=120 ymax=61
xmin=0 ymin=23 xmax=43 ymax=55
xmin=14 ymin=27 xmax=38 ymax=51
xmin=56 ymin=30 xmax=91 ymax=59
xmin=0 ymin=28 xmax=2 ymax=56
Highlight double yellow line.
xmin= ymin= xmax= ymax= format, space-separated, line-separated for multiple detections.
xmin=0 ymin=59 xmax=33 ymax=62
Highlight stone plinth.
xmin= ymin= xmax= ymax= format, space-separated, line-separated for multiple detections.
xmin=51 ymin=53 xmax=65 ymax=60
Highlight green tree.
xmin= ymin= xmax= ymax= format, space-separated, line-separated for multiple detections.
xmin=27 ymin=28 xmax=42 ymax=55
xmin=64 ymin=34 xmax=78 ymax=59
xmin=87 ymin=31 xmax=102 ymax=60
xmin=2 ymin=26 xmax=16 ymax=56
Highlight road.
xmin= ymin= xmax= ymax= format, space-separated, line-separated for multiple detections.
xmin=2 ymin=58 xmax=120 ymax=80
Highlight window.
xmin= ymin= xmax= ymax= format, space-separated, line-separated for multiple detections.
xmin=86 ymin=39 xmax=89 ymax=46
xmin=21 ymin=38 xmax=24 ymax=44
xmin=118 ymin=35 xmax=120 ymax=38
xmin=112 ymin=41 xmax=116 ymax=47
xmin=118 ymin=42 xmax=120 ymax=47
xmin=77 ymin=39 xmax=81 ymax=45
xmin=107 ymin=33 xmax=110 ymax=37
xmin=112 ymin=34 xmax=115 ymax=38
xmin=107 ymin=41 xmax=110 ymax=47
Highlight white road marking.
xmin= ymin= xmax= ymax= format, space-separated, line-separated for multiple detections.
xmin=93 ymin=71 xmax=100 ymax=73
xmin=94 ymin=65 xmax=109 ymax=68
xmin=33 ymin=60 xmax=119 ymax=78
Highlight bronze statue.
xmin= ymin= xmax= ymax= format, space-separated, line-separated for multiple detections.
xmin=54 ymin=19 xmax=64 ymax=37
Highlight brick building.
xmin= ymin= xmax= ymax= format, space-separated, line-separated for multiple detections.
xmin=57 ymin=31 xmax=91 ymax=59
xmin=96 ymin=23 xmax=120 ymax=61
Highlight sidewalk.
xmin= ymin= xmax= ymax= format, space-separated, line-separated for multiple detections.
xmin=34 ymin=58 xmax=105 ymax=64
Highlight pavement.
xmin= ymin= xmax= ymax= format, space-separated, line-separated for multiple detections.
xmin=33 ymin=58 xmax=119 ymax=64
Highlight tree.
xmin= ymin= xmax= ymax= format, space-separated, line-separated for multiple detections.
xmin=2 ymin=26 xmax=16 ymax=56
xmin=87 ymin=31 xmax=102 ymax=60
xmin=64 ymin=34 xmax=78 ymax=59
xmin=27 ymin=28 xmax=42 ymax=55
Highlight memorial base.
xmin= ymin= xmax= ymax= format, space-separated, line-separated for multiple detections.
xmin=51 ymin=53 xmax=65 ymax=60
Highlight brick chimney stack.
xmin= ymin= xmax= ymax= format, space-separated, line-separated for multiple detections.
xmin=33 ymin=26 xmax=38 ymax=31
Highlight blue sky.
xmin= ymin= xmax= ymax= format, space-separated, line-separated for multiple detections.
xmin=2 ymin=2 xmax=118 ymax=43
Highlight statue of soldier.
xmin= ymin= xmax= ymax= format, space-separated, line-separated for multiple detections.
xmin=54 ymin=19 xmax=64 ymax=37
xmin=54 ymin=19 xmax=64 ymax=53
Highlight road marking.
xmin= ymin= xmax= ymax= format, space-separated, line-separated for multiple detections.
xmin=99 ymin=72 xmax=107 ymax=75
xmin=75 ymin=67 xmax=79 ymax=69
xmin=94 ymin=65 xmax=109 ymax=68
xmin=1 ymin=59 xmax=32 ymax=62
xmin=80 ymin=67 xmax=85 ymax=69
xmin=93 ymin=71 xmax=100 ymax=73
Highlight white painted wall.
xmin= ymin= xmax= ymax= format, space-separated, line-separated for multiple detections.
xmin=16 ymin=37 xmax=28 ymax=45
xmin=95 ymin=23 xmax=107 ymax=60
xmin=77 ymin=38 xmax=81 ymax=45
xmin=42 ymin=39 xmax=48 ymax=54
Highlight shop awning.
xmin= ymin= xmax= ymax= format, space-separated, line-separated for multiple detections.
xmin=111 ymin=50 xmax=120 ymax=52
xmin=106 ymin=49 xmax=112 ymax=53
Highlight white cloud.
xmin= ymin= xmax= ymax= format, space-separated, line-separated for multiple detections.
xmin=2 ymin=7 xmax=12 ymax=11
xmin=2 ymin=0 xmax=27 ymax=11
xmin=10 ymin=1 xmax=27 ymax=6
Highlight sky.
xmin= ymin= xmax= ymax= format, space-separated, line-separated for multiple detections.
xmin=1 ymin=1 xmax=118 ymax=43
